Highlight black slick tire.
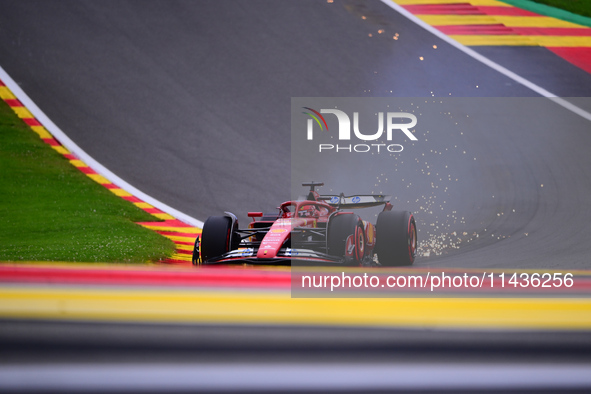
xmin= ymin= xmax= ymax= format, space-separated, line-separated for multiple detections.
xmin=200 ymin=216 xmax=234 ymax=262
xmin=327 ymin=213 xmax=364 ymax=264
xmin=375 ymin=211 xmax=417 ymax=266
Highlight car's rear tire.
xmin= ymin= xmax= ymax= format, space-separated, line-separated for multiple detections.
xmin=375 ymin=211 xmax=417 ymax=266
xmin=327 ymin=213 xmax=365 ymax=264
xmin=200 ymin=216 xmax=237 ymax=262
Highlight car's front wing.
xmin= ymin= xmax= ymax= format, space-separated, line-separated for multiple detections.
xmin=202 ymin=248 xmax=347 ymax=265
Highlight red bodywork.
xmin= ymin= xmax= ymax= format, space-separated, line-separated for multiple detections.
xmin=197 ymin=183 xmax=394 ymax=265
xmin=246 ymin=199 xmax=378 ymax=261
xmin=253 ymin=200 xmax=335 ymax=259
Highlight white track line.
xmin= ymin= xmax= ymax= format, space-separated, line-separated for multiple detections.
xmin=1 ymin=363 xmax=590 ymax=391
xmin=380 ymin=0 xmax=591 ymax=122
xmin=0 ymin=65 xmax=204 ymax=228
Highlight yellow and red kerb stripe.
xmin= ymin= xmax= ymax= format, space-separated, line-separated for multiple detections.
xmin=393 ymin=0 xmax=591 ymax=73
xmin=0 ymin=78 xmax=200 ymax=265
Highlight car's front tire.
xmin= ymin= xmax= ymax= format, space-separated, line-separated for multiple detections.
xmin=327 ymin=213 xmax=365 ymax=264
xmin=200 ymin=216 xmax=237 ymax=262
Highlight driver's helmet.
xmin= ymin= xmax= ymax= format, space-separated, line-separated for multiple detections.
xmin=298 ymin=205 xmax=316 ymax=218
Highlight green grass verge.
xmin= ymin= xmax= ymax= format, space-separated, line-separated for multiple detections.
xmin=0 ymin=99 xmax=176 ymax=263
xmin=529 ymin=0 xmax=591 ymax=19
xmin=501 ymin=0 xmax=591 ymax=27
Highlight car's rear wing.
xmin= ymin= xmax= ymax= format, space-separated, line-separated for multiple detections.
xmin=317 ymin=194 xmax=392 ymax=209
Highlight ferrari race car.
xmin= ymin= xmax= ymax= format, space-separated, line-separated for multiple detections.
xmin=192 ymin=182 xmax=417 ymax=266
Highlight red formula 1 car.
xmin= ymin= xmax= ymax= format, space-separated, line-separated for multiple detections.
xmin=192 ymin=182 xmax=417 ymax=266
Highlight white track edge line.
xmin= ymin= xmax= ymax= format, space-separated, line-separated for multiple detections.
xmin=380 ymin=0 xmax=591 ymax=122
xmin=0 ymin=65 xmax=204 ymax=228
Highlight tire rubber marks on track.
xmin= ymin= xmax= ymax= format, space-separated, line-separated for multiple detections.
xmin=0 ymin=79 xmax=200 ymax=265
xmin=394 ymin=0 xmax=591 ymax=73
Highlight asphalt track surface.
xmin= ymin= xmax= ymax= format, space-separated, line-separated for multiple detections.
xmin=1 ymin=0 xmax=591 ymax=390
